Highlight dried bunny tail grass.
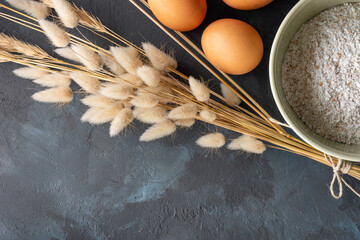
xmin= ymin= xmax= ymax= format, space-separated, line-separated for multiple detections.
xmin=32 ymin=86 xmax=73 ymax=103
xmin=136 ymin=65 xmax=161 ymax=87
xmin=175 ymin=118 xmax=195 ymax=128
xmin=189 ymin=76 xmax=210 ymax=102
xmin=227 ymin=135 xmax=266 ymax=154
xmin=0 ymin=34 xmax=49 ymax=59
xmin=52 ymin=0 xmax=79 ymax=28
xmin=117 ymin=73 xmax=143 ymax=87
xmin=220 ymin=83 xmax=241 ymax=106
xmin=140 ymin=120 xmax=176 ymax=142
xmin=133 ymin=106 xmax=168 ymax=124
xmin=109 ymin=108 xmax=134 ymax=137
xmin=38 ymin=19 xmax=70 ymax=48
xmin=110 ymin=46 xmax=142 ymax=74
xmin=54 ymin=47 xmax=80 ymax=62
xmin=100 ymin=54 xmax=126 ymax=76
xmin=142 ymin=42 xmax=177 ymax=71
xmin=168 ymin=103 xmax=197 ymax=120
xmin=13 ymin=67 xmax=49 ymax=79
xmin=81 ymin=94 xmax=117 ymax=108
xmin=70 ymin=72 xmax=101 ymax=93
xmin=33 ymin=73 xmax=71 ymax=87
xmin=130 ymin=95 xmax=158 ymax=108
xmin=81 ymin=105 xmax=122 ymax=125
xmin=70 ymin=45 xmax=103 ymax=71
xmin=196 ymin=133 xmax=226 ymax=149
xmin=5 ymin=0 xmax=50 ymax=19
xmin=100 ymin=83 xmax=133 ymax=100
xmin=199 ymin=109 xmax=216 ymax=123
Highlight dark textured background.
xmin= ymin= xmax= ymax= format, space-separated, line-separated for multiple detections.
xmin=0 ymin=0 xmax=360 ymax=239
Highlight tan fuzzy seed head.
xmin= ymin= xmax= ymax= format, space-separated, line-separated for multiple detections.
xmin=130 ymin=95 xmax=158 ymax=109
xmin=100 ymin=54 xmax=126 ymax=76
xmin=81 ymin=106 xmax=122 ymax=125
xmin=70 ymin=72 xmax=101 ymax=93
xmin=136 ymin=65 xmax=161 ymax=87
xmin=100 ymin=83 xmax=133 ymax=100
xmin=32 ymin=87 xmax=73 ymax=103
xmin=227 ymin=135 xmax=266 ymax=154
xmin=196 ymin=133 xmax=226 ymax=149
xmin=168 ymin=103 xmax=197 ymax=120
xmin=220 ymin=83 xmax=241 ymax=106
xmin=54 ymin=47 xmax=80 ymax=62
xmin=140 ymin=120 xmax=176 ymax=142
xmin=38 ymin=19 xmax=70 ymax=48
xmin=133 ymin=106 xmax=168 ymax=124
xmin=80 ymin=94 xmax=117 ymax=108
xmin=175 ymin=118 xmax=195 ymax=128
xmin=189 ymin=76 xmax=210 ymax=102
xmin=71 ymin=45 xmax=103 ymax=71
xmin=13 ymin=67 xmax=49 ymax=79
xmin=110 ymin=46 xmax=142 ymax=74
xmin=117 ymin=73 xmax=143 ymax=87
xmin=6 ymin=0 xmax=50 ymax=19
xmin=200 ymin=109 xmax=217 ymax=123
xmin=33 ymin=73 xmax=71 ymax=87
xmin=109 ymin=108 xmax=134 ymax=137
xmin=52 ymin=0 xmax=80 ymax=28
xmin=142 ymin=42 xmax=177 ymax=71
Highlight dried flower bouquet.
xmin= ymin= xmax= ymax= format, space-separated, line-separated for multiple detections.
xmin=0 ymin=0 xmax=359 ymax=198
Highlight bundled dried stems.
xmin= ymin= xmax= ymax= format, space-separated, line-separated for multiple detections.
xmin=0 ymin=0 xmax=359 ymax=187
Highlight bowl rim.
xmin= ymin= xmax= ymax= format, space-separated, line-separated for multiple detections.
xmin=269 ymin=0 xmax=360 ymax=161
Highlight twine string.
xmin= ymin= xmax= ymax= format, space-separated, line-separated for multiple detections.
xmin=324 ymin=154 xmax=360 ymax=199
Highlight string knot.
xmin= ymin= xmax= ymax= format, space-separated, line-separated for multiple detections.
xmin=324 ymin=154 xmax=360 ymax=199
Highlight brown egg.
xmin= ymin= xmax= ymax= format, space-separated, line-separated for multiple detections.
xmin=223 ymin=0 xmax=273 ymax=10
xmin=148 ymin=0 xmax=207 ymax=32
xmin=201 ymin=19 xmax=263 ymax=75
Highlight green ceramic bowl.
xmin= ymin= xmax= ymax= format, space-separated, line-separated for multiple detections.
xmin=269 ymin=0 xmax=360 ymax=161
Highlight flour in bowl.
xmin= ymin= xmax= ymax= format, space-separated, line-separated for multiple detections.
xmin=282 ymin=3 xmax=360 ymax=145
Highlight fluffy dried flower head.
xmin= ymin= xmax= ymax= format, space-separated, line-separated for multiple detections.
xmin=196 ymin=133 xmax=226 ymax=148
xmin=81 ymin=106 xmax=122 ymax=125
xmin=175 ymin=118 xmax=195 ymax=128
xmin=220 ymin=83 xmax=241 ymax=106
xmin=142 ymin=42 xmax=177 ymax=71
xmin=52 ymin=0 xmax=80 ymax=28
xmin=168 ymin=103 xmax=197 ymax=120
xmin=5 ymin=0 xmax=50 ymax=19
xmin=130 ymin=95 xmax=158 ymax=109
xmin=227 ymin=135 xmax=266 ymax=154
xmin=13 ymin=67 xmax=49 ymax=79
xmin=136 ymin=65 xmax=161 ymax=87
xmin=81 ymin=94 xmax=117 ymax=108
xmin=117 ymin=73 xmax=143 ymax=87
xmin=133 ymin=106 xmax=168 ymax=124
xmin=70 ymin=72 xmax=101 ymax=93
xmin=140 ymin=120 xmax=176 ymax=142
xmin=101 ymin=54 xmax=126 ymax=76
xmin=71 ymin=45 xmax=103 ymax=71
xmin=100 ymin=83 xmax=133 ymax=100
xmin=54 ymin=47 xmax=80 ymax=62
xmin=110 ymin=46 xmax=142 ymax=74
xmin=199 ymin=109 xmax=216 ymax=123
xmin=109 ymin=108 xmax=134 ymax=137
xmin=39 ymin=19 xmax=70 ymax=48
xmin=32 ymin=86 xmax=73 ymax=103
xmin=189 ymin=76 xmax=210 ymax=102
xmin=33 ymin=73 xmax=71 ymax=87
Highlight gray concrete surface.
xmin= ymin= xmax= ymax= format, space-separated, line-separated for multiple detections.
xmin=0 ymin=0 xmax=359 ymax=239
